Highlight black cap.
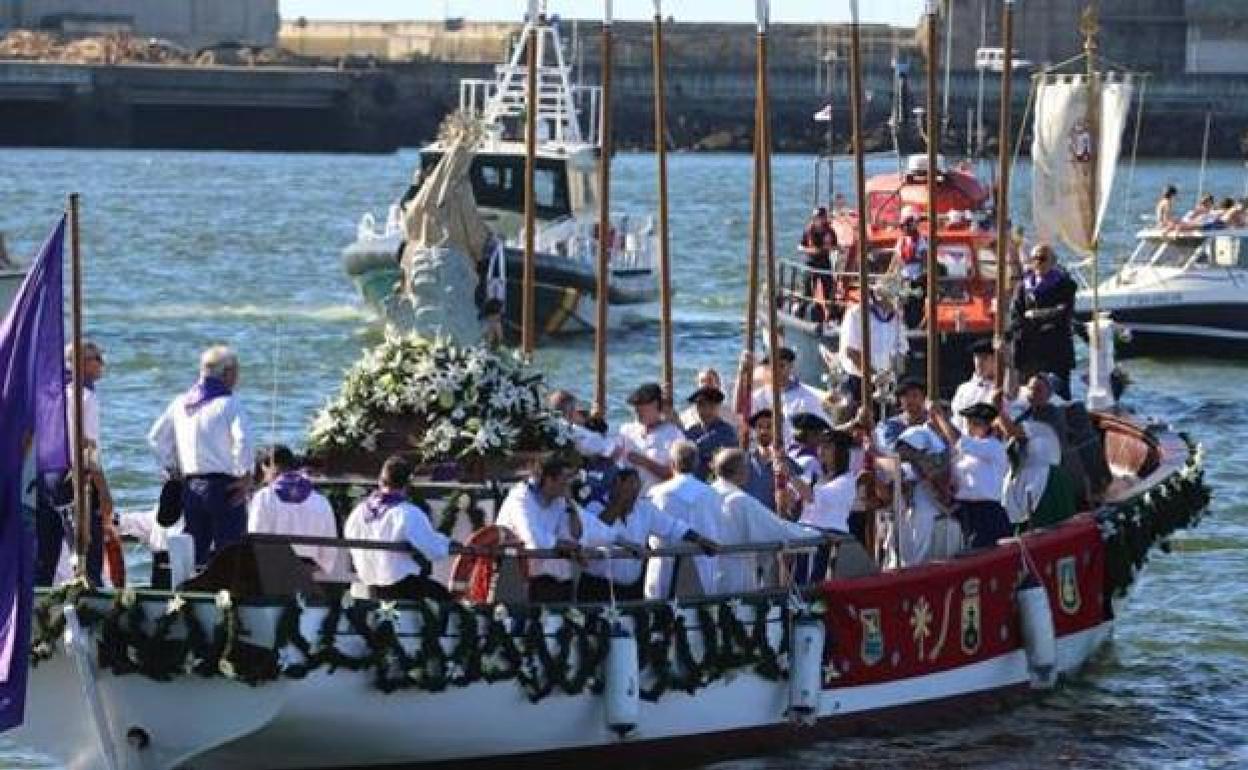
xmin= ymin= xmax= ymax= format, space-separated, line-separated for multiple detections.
xmin=760 ymin=347 xmax=796 ymax=365
xmin=959 ymin=402 xmax=999 ymax=422
xmin=791 ymin=412 xmax=832 ymax=437
xmin=813 ymin=206 xmax=828 ymax=218
xmin=748 ymin=408 xmax=773 ymax=426
xmin=687 ymin=385 xmax=725 ymax=404
xmin=895 ymin=377 xmax=925 ymax=397
xmin=627 ymin=382 xmax=663 ymax=406
xmin=970 ymin=338 xmax=994 ymax=356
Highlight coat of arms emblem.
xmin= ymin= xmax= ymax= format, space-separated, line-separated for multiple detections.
xmin=1069 ymin=118 xmax=1093 ymax=164
xmin=1057 ymin=555 xmax=1082 ymax=614
xmin=859 ymin=608 xmax=884 ymax=666
xmin=960 ymin=578 xmax=982 ymax=655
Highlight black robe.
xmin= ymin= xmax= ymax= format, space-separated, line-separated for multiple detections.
xmin=1008 ymin=268 xmax=1078 ymax=376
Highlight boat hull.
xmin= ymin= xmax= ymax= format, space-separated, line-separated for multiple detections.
xmin=1075 ymin=303 xmax=1248 ymax=359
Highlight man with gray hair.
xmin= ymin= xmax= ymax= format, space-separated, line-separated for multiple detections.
xmin=644 ymin=439 xmax=722 ymax=598
xmin=149 ymin=344 xmax=253 ymax=567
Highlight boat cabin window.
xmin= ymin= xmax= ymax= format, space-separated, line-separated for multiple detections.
xmin=1148 ymin=240 xmax=1201 ymax=268
xmin=1213 ymin=236 xmax=1245 ymax=268
xmin=418 ymin=152 xmax=572 ymax=220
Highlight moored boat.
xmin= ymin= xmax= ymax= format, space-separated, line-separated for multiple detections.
xmin=11 ymin=413 xmax=1208 ymax=770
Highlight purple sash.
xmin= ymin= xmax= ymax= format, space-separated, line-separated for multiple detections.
xmin=363 ymin=491 xmax=405 ymax=522
xmin=273 ymin=472 xmax=313 ymax=504
xmin=184 ymin=376 xmax=231 ymax=415
xmin=1023 ymin=268 xmax=1062 ymax=301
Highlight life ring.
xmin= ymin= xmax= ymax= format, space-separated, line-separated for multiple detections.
xmin=448 ymin=525 xmax=528 ymax=603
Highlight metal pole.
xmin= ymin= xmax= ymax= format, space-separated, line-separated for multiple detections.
xmin=995 ymin=0 xmax=1015 ymax=388
xmin=68 ymin=193 xmax=88 ymax=578
xmin=740 ymin=23 xmax=765 ymax=451
xmin=1197 ymin=106 xmax=1212 ymax=204
xmin=652 ymin=1 xmax=674 ymax=401
xmin=758 ymin=1 xmax=786 ymax=515
xmin=594 ymin=2 xmax=613 ymax=415
xmin=521 ymin=4 xmax=539 ymax=356
xmin=849 ymin=0 xmax=873 ymax=418
xmin=925 ymin=1 xmax=941 ymax=397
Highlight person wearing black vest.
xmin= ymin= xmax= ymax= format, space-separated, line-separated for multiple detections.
xmin=1008 ymin=243 xmax=1078 ymax=399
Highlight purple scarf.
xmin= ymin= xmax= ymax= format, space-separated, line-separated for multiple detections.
xmin=363 ymin=490 xmax=406 ymax=522
xmin=184 ymin=376 xmax=231 ymax=415
xmin=1023 ymin=268 xmax=1063 ymax=301
xmin=273 ymin=471 xmax=313 ymax=504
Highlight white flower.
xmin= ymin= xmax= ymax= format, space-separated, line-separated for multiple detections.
xmin=215 ymin=590 xmax=233 ymax=610
xmin=165 ymin=595 xmax=186 ymax=616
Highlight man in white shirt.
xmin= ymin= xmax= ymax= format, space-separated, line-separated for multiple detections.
xmin=837 ymin=288 xmax=908 ymax=406
xmin=747 ymin=347 xmax=831 ymax=444
xmin=344 ymin=455 xmax=454 ymax=601
xmin=711 ymin=448 xmax=819 ymax=593
xmin=950 ymin=339 xmax=996 ymax=434
xmin=495 ymin=454 xmax=599 ymax=603
xmin=35 ymin=340 xmax=116 ymax=586
xmin=248 ymin=445 xmax=339 ymax=577
xmin=619 ymin=382 xmax=685 ymax=493
xmin=148 ymin=344 xmax=253 ymax=567
xmin=645 ymin=441 xmax=724 ymax=599
xmin=929 ymin=402 xmax=1012 ymax=550
xmin=581 ymin=467 xmax=717 ymax=602
xmin=547 ymin=390 xmax=621 ymax=461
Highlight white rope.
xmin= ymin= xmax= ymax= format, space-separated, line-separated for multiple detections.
xmin=1119 ymin=77 xmax=1148 ymax=236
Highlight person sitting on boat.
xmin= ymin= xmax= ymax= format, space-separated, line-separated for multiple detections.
xmin=36 ymin=340 xmax=117 ymax=587
xmin=744 ymin=347 xmax=831 ymax=444
xmin=837 ymin=286 xmax=909 ymax=407
xmin=646 ymin=440 xmax=723 ymax=598
xmin=712 ymin=448 xmax=820 ymax=593
xmin=1007 ymin=244 xmax=1077 ymax=399
xmin=1178 ymin=193 xmax=1218 ymax=230
xmin=928 ymin=401 xmax=1012 ymax=550
xmin=950 ymin=338 xmax=996 ymax=434
xmin=247 ymin=444 xmax=339 ymax=578
xmin=582 ymin=467 xmax=718 ymax=602
xmin=1155 ymin=185 xmax=1178 ymax=229
xmin=799 ymin=206 xmax=838 ymax=320
xmin=496 ymin=453 xmax=600 ymax=603
xmin=620 ymin=382 xmax=685 ymax=493
xmin=892 ymin=425 xmax=955 ymax=566
xmin=878 ymin=378 xmax=929 ymax=449
xmin=742 ymin=408 xmax=803 ymax=517
xmin=1000 ymin=403 xmax=1077 ymax=531
xmin=679 ymin=368 xmax=741 ymax=433
xmin=148 ymin=344 xmax=253 ymax=568
xmin=795 ymin=428 xmax=857 ymax=584
xmin=683 ymin=385 xmax=738 ymax=480
xmin=344 ymin=455 xmax=455 ymax=602
xmin=1220 ymin=197 xmax=1248 ymax=228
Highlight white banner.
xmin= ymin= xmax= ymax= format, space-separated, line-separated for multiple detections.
xmin=1030 ymin=73 xmax=1134 ymax=259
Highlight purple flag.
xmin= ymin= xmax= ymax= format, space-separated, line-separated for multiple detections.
xmin=0 ymin=216 xmax=68 ymax=733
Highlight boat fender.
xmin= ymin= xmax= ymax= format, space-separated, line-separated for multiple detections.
xmin=788 ymin=613 xmax=826 ymax=720
xmin=166 ymin=533 xmax=195 ymax=590
xmin=605 ymin=624 xmax=640 ymax=737
xmin=1017 ymin=576 xmax=1057 ymax=689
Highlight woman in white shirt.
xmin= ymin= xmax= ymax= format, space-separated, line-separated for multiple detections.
xmin=930 ymin=401 xmax=1012 ymax=550
xmin=795 ymin=430 xmax=857 ymax=584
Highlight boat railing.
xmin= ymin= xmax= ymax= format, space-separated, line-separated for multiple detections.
xmin=356 ymin=204 xmax=405 ymax=243
xmin=526 ymin=216 xmax=657 ymax=275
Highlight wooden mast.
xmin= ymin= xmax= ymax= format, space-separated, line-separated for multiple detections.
xmin=652 ymin=0 xmax=674 ymax=401
xmin=68 ymin=193 xmax=89 ymax=577
xmin=521 ymin=2 xmax=539 ymax=356
xmin=924 ymin=0 xmax=941 ymax=396
xmin=593 ymin=1 xmax=613 ymax=415
xmin=1083 ymin=3 xmax=1102 ymax=360
xmin=739 ymin=8 xmax=766 ymax=451
xmin=848 ymin=0 xmax=873 ymax=419
xmin=994 ymin=0 xmax=1015 ymax=387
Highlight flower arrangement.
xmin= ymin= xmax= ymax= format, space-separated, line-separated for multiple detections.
xmin=308 ymin=334 xmax=571 ymax=466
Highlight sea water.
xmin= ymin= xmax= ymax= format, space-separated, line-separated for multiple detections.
xmin=1 ymin=148 xmax=1246 ymax=769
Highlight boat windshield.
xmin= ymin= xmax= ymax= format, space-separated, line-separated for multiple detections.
xmin=1136 ymin=238 xmax=1203 ymax=269
xmin=420 ymin=152 xmax=572 ymax=220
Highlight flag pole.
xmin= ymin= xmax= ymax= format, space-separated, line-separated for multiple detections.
xmin=739 ymin=16 xmax=765 ymax=450
xmin=994 ymin=0 xmax=1015 ymax=388
xmin=652 ymin=0 xmax=674 ymax=402
xmin=521 ymin=2 xmax=539 ymax=357
xmin=593 ymin=1 xmax=614 ymax=415
xmin=68 ymin=193 xmax=88 ymax=578
xmin=924 ymin=0 xmax=941 ymax=397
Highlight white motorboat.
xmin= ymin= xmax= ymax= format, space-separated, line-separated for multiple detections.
xmin=344 ymin=4 xmax=660 ymax=338
xmin=1075 ymin=227 xmax=1248 ymax=358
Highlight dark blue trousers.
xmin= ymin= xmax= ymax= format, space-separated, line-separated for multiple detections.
xmin=956 ymin=499 xmax=1012 ymax=550
xmin=34 ymin=478 xmax=102 ymax=587
xmin=183 ymin=475 xmax=246 ymax=567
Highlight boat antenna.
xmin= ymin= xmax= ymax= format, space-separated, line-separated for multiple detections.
xmin=593 ymin=0 xmax=613 ymax=417
xmin=652 ymin=0 xmax=674 ymax=402
xmin=1197 ymin=104 xmax=1213 ymax=205
xmin=995 ymin=0 xmax=1015 ymax=390
xmin=68 ymin=193 xmax=89 ymax=579
xmin=520 ymin=0 xmax=539 ymax=357
xmin=924 ymin=0 xmax=941 ymax=396
xmin=738 ymin=4 xmax=766 ymax=451
xmin=757 ymin=0 xmax=787 ymax=515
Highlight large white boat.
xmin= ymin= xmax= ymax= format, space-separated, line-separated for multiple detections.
xmin=343 ymin=5 xmax=660 ymax=338
xmin=1075 ymin=227 xmax=1248 ymax=357
xmin=11 ymin=413 xmax=1208 ymax=770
